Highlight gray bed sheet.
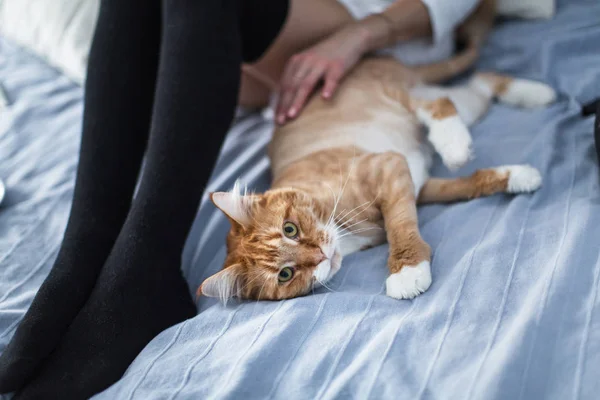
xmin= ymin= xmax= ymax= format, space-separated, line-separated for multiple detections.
xmin=1 ymin=0 xmax=600 ymax=398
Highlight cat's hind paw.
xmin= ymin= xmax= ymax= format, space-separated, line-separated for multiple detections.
xmin=498 ymin=79 xmax=557 ymax=108
xmin=386 ymin=261 xmax=432 ymax=300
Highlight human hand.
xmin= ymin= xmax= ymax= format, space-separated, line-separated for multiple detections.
xmin=275 ymin=24 xmax=372 ymax=125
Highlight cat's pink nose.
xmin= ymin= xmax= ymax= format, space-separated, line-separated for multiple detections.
xmin=315 ymin=249 xmax=327 ymax=265
xmin=305 ymin=248 xmax=328 ymax=266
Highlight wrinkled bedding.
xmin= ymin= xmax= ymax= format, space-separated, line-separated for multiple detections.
xmin=1 ymin=0 xmax=600 ymax=398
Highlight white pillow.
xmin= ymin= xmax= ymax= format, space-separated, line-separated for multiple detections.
xmin=0 ymin=0 xmax=99 ymax=84
xmin=0 ymin=0 xmax=554 ymax=86
xmin=496 ymin=0 xmax=555 ymax=19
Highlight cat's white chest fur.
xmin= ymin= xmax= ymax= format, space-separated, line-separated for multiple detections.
xmin=338 ymin=224 xmax=387 ymax=256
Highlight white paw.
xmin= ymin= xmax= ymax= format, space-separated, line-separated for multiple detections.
xmin=498 ymin=79 xmax=557 ymax=108
xmin=495 ymin=164 xmax=542 ymax=193
xmin=386 ymin=261 xmax=432 ymax=300
xmin=428 ymin=116 xmax=473 ymax=170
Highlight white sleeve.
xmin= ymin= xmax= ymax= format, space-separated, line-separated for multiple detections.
xmin=419 ymin=0 xmax=480 ymax=43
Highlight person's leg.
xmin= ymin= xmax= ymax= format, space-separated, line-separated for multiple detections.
xmin=239 ymin=0 xmax=353 ymax=108
xmin=0 ymin=0 xmax=161 ymax=393
xmin=16 ymin=0 xmax=289 ymax=398
xmin=581 ymin=99 xmax=600 ymax=166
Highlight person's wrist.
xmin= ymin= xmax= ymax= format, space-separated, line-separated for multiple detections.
xmin=335 ymin=21 xmax=371 ymax=56
xmin=356 ymin=14 xmax=395 ymax=53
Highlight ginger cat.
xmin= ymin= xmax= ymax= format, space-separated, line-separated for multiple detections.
xmin=198 ymin=2 xmax=556 ymax=302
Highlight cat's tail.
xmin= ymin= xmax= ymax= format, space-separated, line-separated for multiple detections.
xmin=410 ymin=45 xmax=479 ymax=85
xmin=412 ymin=0 xmax=496 ymax=84
xmin=417 ymin=165 xmax=542 ymax=204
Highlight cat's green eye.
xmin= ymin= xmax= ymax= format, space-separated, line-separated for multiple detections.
xmin=283 ymin=222 xmax=299 ymax=238
xmin=278 ymin=267 xmax=294 ymax=283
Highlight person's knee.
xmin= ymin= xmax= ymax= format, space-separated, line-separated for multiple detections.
xmin=98 ymin=0 xmax=160 ymax=19
xmin=239 ymin=0 xmax=291 ymax=62
xmin=239 ymin=71 xmax=272 ymax=109
xmin=164 ymin=0 xmax=238 ymax=32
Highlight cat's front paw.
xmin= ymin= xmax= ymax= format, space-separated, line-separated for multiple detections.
xmin=494 ymin=164 xmax=542 ymax=193
xmin=386 ymin=261 xmax=432 ymax=300
xmin=428 ymin=117 xmax=473 ymax=170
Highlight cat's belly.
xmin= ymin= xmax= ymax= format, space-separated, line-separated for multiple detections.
xmin=351 ymin=124 xmax=433 ymax=194
xmin=271 ymin=110 xmax=433 ymax=193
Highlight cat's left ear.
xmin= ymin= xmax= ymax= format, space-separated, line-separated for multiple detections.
xmin=198 ymin=264 xmax=244 ymax=303
xmin=210 ymin=191 xmax=259 ymax=227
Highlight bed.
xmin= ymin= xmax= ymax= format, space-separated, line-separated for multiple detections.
xmin=1 ymin=0 xmax=600 ymax=398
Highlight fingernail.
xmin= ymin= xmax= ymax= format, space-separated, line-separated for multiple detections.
xmin=288 ymin=108 xmax=296 ymax=117
xmin=323 ymin=92 xmax=331 ymax=98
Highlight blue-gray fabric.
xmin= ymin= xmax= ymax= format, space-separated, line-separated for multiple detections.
xmin=1 ymin=1 xmax=600 ymax=398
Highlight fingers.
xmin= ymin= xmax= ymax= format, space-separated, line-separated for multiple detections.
xmin=277 ymin=53 xmax=329 ymax=124
xmin=277 ymin=55 xmax=308 ymax=124
xmin=322 ymin=62 xmax=344 ymax=100
xmin=276 ymin=56 xmax=345 ymax=125
xmin=276 ymin=57 xmax=299 ymax=124
xmin=287 ymin=64 xmax=326 ymax=119
xmin=276 ymin=90 xmax=295 ymax=125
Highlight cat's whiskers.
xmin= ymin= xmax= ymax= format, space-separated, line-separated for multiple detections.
xmin=341 ymin=227 xmax=382 ymax=237
xmin=326 ymin=149 xmax=357 ymax=233
xmin=338 ymin=218 xmax=369 ymax=232
xmin=335 ymin=198 xmax=370 ymax=221
xmin=337 ymin=226 xmax=382 ymax=239
xmin=332 ymin=210 xmax=369 ymax=235
xmin=326 ymin=208 xmax=346 ymax=236
xmin=333 ymin=193 xmax=381 ymax=233
xmin=333 ymin=208 xmax=346 ymax=222
xmin=333 ymin=201 xmax=370 ymax=227
xmin=333 ymin=213 xmax=366 ymax=232
xmin=323 ymin=158 xmax=343 ymax=230
xmin=316 ymin=278 xmax=338 ymax=293
xmin=323 ymin=182 xmax=340 ymax=228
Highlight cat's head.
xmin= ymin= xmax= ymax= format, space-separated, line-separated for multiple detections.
xmin=198 ymin=185 xmax=342 ymax=302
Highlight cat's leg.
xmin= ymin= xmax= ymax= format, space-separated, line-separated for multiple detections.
xmin=472 ymin=72 xmax=557 ymax=109
xmin=411 ymin=82 xmax=494 ymax=127
xmin=418 ymin=164 xmax=542 ymax=204
xmin=363 ymin=152 xmax=432 ymax=299
xmin=410 ymin=96 xmax=473 ymax=171
xmin=411 ymin=73 xmax=556 ymax=128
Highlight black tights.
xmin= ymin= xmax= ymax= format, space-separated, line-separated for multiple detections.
xmin=0 ymin=0 xmax=288 ymax=398
xmin=582 ymin=99 xmax=600 ymax=165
